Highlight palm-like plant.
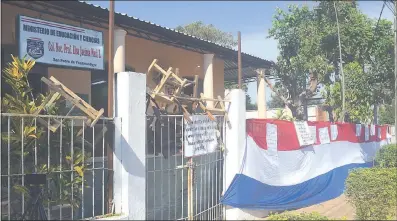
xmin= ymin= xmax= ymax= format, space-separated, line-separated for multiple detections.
xmin=1 ymin=55 xmax=93 ymax=219
xmin=274 ymin=109 xmax=295 ymax=121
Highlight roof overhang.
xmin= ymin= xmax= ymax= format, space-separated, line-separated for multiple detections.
xmin=4 ymin=0 xmax=276 ymax=83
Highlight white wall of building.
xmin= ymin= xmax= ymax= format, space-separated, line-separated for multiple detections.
xmin=246 ymin=106 xmax=318 ymax=121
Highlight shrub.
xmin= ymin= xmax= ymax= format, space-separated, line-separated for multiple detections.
xmin=266 ymin=211 xmax=344 ymax=220
xmin=1 ymin=56 xmax=92 ymax=219
xmin=345 ymin=168 xmax=397 ymax=220
xmin=375 ymin=144 xmax=397 ymax=168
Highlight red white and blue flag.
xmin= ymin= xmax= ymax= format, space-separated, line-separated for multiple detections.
xmin=221 ymin=119 xmax=390 ymax=210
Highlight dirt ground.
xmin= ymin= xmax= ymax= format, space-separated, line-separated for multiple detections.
xmin=293 ymin=194 xmax=355 ymax=219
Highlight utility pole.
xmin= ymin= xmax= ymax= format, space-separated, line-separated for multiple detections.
xmin=108 ymin=0 xmax=115 ymax=117
xmin=334 ymin=1 xmax=345 ymax=122
xmin=394 ymin=1 xmax=397 ymax=145
xmin=238 ymin=31 xmax=242 ymax=89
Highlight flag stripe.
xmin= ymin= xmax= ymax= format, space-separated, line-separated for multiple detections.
xmin=247 ymin=119 xmax=389 ymax=151
xmin=220 ymin=119 xmax=391 ymax=210
xmin=221 ymin=162 xmax=371 ymax=210
xmin=243 ymin=136 xmax=386 ymax=186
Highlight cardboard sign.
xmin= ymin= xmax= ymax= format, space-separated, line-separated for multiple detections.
xmin=319 ymin=127 xmax=331 ymax=144
xmin=266 ymin=123 xmax=278 ymax=155
xmin=309 ymin=126 xmax=317 ymax=143
xmin=364 ymin=126 xmax=369 ymax=141
xmin=294 ymin=121 xmax=315 ymax=147
xmin=330 ymin=124 xmax=338 ymax=141
xmin=184 ymin=115 xmax=218 ymax=157
xmin=356 ymin=124 xmax=362 ymax=137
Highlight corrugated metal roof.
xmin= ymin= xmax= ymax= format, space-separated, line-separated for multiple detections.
xmin=78 ymin=0 xmax=274 ymax=66
xmin=5 ymin=0 xmax=275 ymax=82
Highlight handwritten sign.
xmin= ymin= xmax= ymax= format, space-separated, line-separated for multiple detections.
xmin=319 ymin=127 xmax=331 ymax=144
xmin=294 ymin=121 xmax=314 ymax=146
xmin=266 ymin=123 xmax=278 ymax=155
xmin=330 ymin=124 xmax=338 ymax=141
xmin=378 ymin=128 xmax=382 ymax=139
xmin=309 ymin=126 xmax=317 ymax=143
xmin=184 ymin=115 xmax=218 ymax=157
xmin=370 ymin=125 xmax=376 ymax=136
xmin=356 ymin=124 xmax=362 ymax=137
xmin=364 ymin=126 xmax=369 ymax=141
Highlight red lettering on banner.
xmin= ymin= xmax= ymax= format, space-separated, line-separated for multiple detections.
xmin=48 ymin=41 xmax=55 ymax=52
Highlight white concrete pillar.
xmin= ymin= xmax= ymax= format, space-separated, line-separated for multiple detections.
xmin=113 ymin=29 xmax=127 ymax=73
xmin=224 ymin=89 xmax=246 ymax=191
xmin=113 ymin=72 xmax=146 ymax=219
xmin=257 ymin=69 xmax=267 ymax=119
xmin=223 ymin=89 xmax=248 ymax=219
xmin=203 ymin=54 xmax=215 ymax=108
xmin=223 ymin=89 xmax=270 ymax=220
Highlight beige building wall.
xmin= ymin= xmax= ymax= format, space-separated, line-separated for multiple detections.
xmin=48 ymin=67 xmax=92 ymax=102
xmin=1 ymin=3 xmax=226 ymax=103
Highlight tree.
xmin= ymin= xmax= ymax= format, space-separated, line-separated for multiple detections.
xmin=267 ymin=1 xmax=394 ymax=122
xmin=176 ymin=21 xmax=237 ymax=48
xmin=267 ymin=94 xmax=285 ymax=109
xmin=225 ymin=81 xmax=256 ymax=110
xmin=268 ymin=4 xmax=333 ymax=119
xmin=322 ymin=62 xmax=373 ymax=123
xmin=246 ymin=97 xmax=257 ymax=110
xmin=177 ymin=21 xmax=257 ymax=110
xmin=379 ymin=101 xmax=395 ymax=125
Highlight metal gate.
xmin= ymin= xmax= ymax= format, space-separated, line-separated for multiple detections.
xmin=146 ymin=115 xmax=226 ymax=220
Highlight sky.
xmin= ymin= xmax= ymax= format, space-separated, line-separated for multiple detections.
xmin=87 ymin=1 xmax=395 ymax=104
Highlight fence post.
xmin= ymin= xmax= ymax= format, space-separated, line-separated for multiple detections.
xmin=113 ymin=72 xmax=146 ymax=219
xmin=187 ymin=158 xmax=194 ymax=220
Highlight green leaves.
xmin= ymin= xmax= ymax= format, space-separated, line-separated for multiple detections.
xmin=327 ymin=62 xmax=373 ymax=123
xmin=345 ymin=144 xmax=397 ymax=220
xmin=274 ymin=109 xmax=295 ymax=121
xmin=268 ymin=1 xmax=394 ymax=121
xmin=379 ymin=102 xmax=395 ymax=125
xmin=1 ymin=55 xmax=94 ymax=212
xmin=345 ymin=167 xmax=397 ymax=220
xmin=375 ymin=144 xmax=397 ymax=168
xmin=175 ymin=21 xmax=237 ymax=49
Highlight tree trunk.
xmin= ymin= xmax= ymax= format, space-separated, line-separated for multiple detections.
xmin=373 ymin=104 xmax=378 ymax=125
xmin=303 ymin=96 xmax=308 ymax=121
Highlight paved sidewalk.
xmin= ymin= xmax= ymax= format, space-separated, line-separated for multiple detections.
xmin=294 ymin=194 xmax=355 ymax=219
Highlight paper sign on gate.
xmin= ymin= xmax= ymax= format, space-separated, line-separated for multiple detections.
xmin=294 ymin=121 xmax=315 ymax=147
xmin=356 ymin=124 xmax=362 ymax=137
xmin=266 ymin=123 xmax=278 ymax=156
xmin=184 ymin=115 xmax=218 ymax=157
xmin=364 ymin=126 xmax=369 ymax=141
xmin=319 ymin=127 xmax=331 ymax=144
xmin=370 ymin=125 xmax=376 ymax=136
xmin=309 ymin=126 xmax=317 ymax=143
xmin=330 ymin=124 xmax=338 ymax=141
xmin=378 ymin=128 xmax=382 ymax=139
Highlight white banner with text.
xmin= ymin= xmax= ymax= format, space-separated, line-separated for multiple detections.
xmin=18 ymin=15 xmax=104 ymax=70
